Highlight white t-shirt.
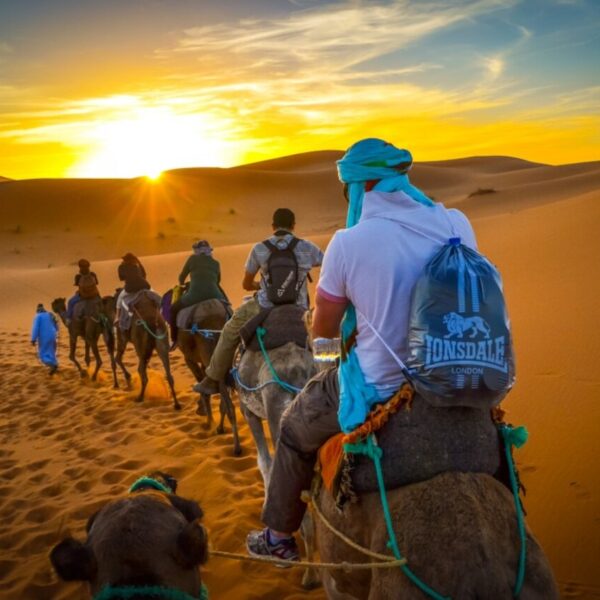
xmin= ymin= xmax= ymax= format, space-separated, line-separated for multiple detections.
xmin=317 ymin=190 xmax=477 ymax=396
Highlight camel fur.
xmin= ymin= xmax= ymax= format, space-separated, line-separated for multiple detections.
xmin=314 ymin=471 xmax=559 ymax=600
xmin=50 ymin=481 xmax=208 ymax=597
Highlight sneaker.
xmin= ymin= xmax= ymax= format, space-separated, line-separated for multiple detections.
xmin=48 ymin=365 xmax=58 ymax=376
xmin=193 ymin=376 xmax=220 ymax=396
xmin=246 ymin=528 xmax=300 ymax=566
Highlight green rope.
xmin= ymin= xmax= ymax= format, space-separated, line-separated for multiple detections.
xmin=136 ymin=318 xmax=167 ymax=340
xmin=344 ymin=434 xmax=450 ymax=600
xmin=500 ymin=424 xmax=529 ymax=597
xmin=129 ymin=476 xmax=173 ymax=495
xmin=255 ymin=327 xmax=302 ymax=394
xmin=94 ymin=582 xmax=208 ymax=600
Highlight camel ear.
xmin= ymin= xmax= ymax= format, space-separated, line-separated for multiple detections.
xmin=176 ymin=522 xmax=208 ymax=568
xmin=50 ymin=537 xmax=97 ymax=581
xmin=167 ymin=495 xmax=203 ymax=522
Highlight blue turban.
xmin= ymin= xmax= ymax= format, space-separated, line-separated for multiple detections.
xmin=335 ymin=138 xmax=432 ymax=431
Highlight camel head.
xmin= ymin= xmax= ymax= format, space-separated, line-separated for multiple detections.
xmin=51 ymin=297 xmax=67 ymax=315
xmin=101 ymin=295 xmax=117 ymax=321
xmin=50 ymin=474 xmax=208 ymax=598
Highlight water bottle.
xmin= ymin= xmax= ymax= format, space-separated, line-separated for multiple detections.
xmin=313 ymin=337 xmax=341 ymax=371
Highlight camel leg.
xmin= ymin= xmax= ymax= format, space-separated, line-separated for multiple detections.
xmin=240 ymin=402 xmax=271 ymax=486
xmin=103 ymin=326 xmax=119 ymax=389
xmin=183 ymin=356 xmax=212 ymax=427
xmin=136 ymin=356 xmax=149 ymax=403
xmin=157 ymin=339 xmax=180 ymax=410
xmin=84 ymin=341 xmax=91 ymax=367
xmin=90 ymin=340 xmax=102 ymax=381
xmin=70 ymin=335 xmax=86 ymax=378
xmin=300 ymin=511 xmax=320 ymax=590
xmin=219 ymin=384 xmax=241 ymax=456
xmin=115 ymin=333 xmax=131 ymax=387
xmin=199 ymin=394 xmax=213 ymax=431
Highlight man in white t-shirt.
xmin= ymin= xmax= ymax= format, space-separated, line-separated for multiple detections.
xmin=247 ymin=139 xmax=478 ymax=563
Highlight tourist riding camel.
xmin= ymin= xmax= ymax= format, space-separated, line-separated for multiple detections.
xmin=31 ymin=303 xmax=58 ymax=375
xmin=245 ymin=138 xmax=497 ymax=562
xmin=114 ymin=252 xmax=156 ymax=326
xmin=168 ymin=239 xmax=230 ymax=350
xmin=67 ymin=258 xmax=100 ymax=321
xmin=194 ymin=208 xmax=323 ymax=396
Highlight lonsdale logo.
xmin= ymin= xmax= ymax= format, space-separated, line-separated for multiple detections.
xmin=424 ymin=311 xmax=508 ymax=373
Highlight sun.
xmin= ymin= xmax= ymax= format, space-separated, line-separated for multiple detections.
xmin=70 ymin=101 xmax=235 ymax=178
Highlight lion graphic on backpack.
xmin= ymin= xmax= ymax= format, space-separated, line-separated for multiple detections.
xmin=443 ymin=312 xmax=491 ymax=340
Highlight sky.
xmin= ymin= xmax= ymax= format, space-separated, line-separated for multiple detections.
xmin=0 ymin=0 xmax=598 ymax=179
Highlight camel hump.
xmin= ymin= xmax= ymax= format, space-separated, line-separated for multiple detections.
xmin=241 ymin=304 xmax=308 ymax=351
xmin=176 ymin=298 xmax=228 ymax=329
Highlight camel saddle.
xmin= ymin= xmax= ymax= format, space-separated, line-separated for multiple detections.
xmin=318 ymin=385 xmax=502 ymax=506
xmin=240 ymin=304 xmax=308 ymax=351
xmin=119 ymin=290 xmax=162 ymax=331
xmin=176 ymin=298 xmax=229 ymax=330
xmin=73 ymin=297 xmax=102 ymax=320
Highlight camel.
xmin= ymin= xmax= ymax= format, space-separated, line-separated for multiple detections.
xmin=176 ymin=298 xmax=241 ymax=455
xmin=114 ymin=292 xmax=180 ymax=410
xmin=51 ymin=296 xmax=117 ymax=386
xmin=50 ymin=475 xmax=208 ymax=599
xmin=313 ymin=471 xmax=559 ymax=599
xmin=234 ymin=336 xmax=319 ymax=590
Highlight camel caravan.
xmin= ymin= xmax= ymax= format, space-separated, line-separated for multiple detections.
xmin=50 ymin=139 xmax=558 ymax=599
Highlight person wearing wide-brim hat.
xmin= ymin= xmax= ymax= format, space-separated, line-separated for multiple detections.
xmin=168 ymin=240 xmax=230 ymax=349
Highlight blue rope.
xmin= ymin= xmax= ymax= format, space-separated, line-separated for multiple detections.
xmin=499 ymin=424 xmax=529 ymax=597
xmin=255 ymin=327 xmax=303 ymax=394
xmin=94 ymin=583 xmax=208 ymax=600
xmin=136 ymin=318 xmax=167 ymax=340
xmin=344 ymin=434 xmax=450 ymax=600
xmin=129 ymin=476 xmax=173 ymax=495
xmin=231 ymin=367 xmax=301 ymax=393
xmin=188 ymin=324 xmax=221 ymax=338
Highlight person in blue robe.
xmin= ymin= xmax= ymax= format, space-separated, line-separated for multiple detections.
xmin=31 ymin=304 xmax=59 ymax=374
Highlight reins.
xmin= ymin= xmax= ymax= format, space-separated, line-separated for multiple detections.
xmin=132 ymin=305 xmax=167 ymax=340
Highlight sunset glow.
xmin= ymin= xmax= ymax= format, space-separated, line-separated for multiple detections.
xmin=0 ymin=0 xmax=598 ymax=179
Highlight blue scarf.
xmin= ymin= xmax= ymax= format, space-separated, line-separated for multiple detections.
xmin=336 ymin=138 xmax=433 ymax=432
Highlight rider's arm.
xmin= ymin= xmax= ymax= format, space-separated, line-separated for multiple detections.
xmin=243 ymin=244 xmax=261 ymax=291
xmin=312 ymin=290 xmax=347 ymax=338
xmin=242 ymin=270 xmax=260 ymax=291
xmin=178 ymin=257 xmax=191 ymax=285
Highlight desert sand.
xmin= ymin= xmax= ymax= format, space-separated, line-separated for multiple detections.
xmin=0 ymin=152 xmax=599 ymax=599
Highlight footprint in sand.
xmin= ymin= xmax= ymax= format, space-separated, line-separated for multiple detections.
xmin=569 ymin=481 xmax=591 ymax=500
xmin=114 ymin=459 xmax=147 ymax=471
xmin=100 ymin=470 xmax=131 ymax=485
xmin=77 ymin=448 xmax=100 ymax=460
xmin=0 ymin=466 xmax=22 ymax=481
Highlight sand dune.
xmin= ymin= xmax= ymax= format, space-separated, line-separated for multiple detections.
xmin=0 ymin=152 xmax=599 ymax=599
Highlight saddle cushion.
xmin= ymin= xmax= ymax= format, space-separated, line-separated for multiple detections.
xmin=176 ymin=298 xmax=228 ymax=329
xmin=349 ymin=400 xmax=501 ymax=493
xmin=119 ymin=290 xmax=161 ymax=331
xmin=240 ymin=304 xmax=308 ymax=351
xmin=73 ymin=297 xmax=102 ymax=320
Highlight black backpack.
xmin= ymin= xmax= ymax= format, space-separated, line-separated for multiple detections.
xmin=263 ymin=237 xmax=302 ymax=305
